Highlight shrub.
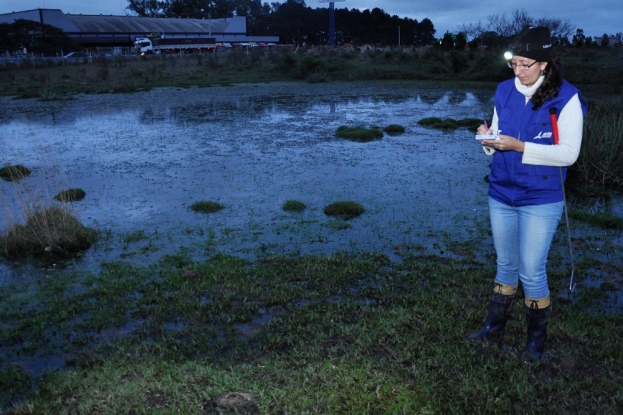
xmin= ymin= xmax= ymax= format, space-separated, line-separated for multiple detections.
xmin=282 ymin=200 xmax=306 ymax=212
xmin=323 ymin=201 xmax=365 ymax=220
xmin=0 ymin=205 xmax=96 ymax=260
xmin=190 ymin=200 xmax=224 ymax=213
xmin=54 ymin=188 xmax=86 ymax=202
xmin=383 ymin=124 xmax=406 ymax=135
xmin=335 ymin=126 xmax=383 ymax=142
xmin=573 ymin=96 xmax=623 ymax=187
xmin=0 ymin=165 xmax=31 ymax=181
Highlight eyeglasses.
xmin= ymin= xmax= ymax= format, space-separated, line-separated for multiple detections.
xmin=507 ymin=60 xmax=538 ymax=70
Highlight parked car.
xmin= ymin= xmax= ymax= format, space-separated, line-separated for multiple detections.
xmin=63 ymin=51 xmax=88 ymax=59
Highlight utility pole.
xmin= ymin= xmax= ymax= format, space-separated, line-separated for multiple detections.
xmin=329 ymin=2 xmax=335 ymax=45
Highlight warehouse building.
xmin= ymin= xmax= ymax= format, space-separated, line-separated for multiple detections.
xmin=0 ymin=8 xmax=279 ymax=54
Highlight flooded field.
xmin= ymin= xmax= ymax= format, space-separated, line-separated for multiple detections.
xmin=1 ymin=82 xmax=622 ymax=388
xmin=0 ymin=81 xmax=621 ymax=283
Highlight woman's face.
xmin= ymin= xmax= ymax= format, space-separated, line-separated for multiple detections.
xmin=511 ymin=55 xmax=548 ymax=87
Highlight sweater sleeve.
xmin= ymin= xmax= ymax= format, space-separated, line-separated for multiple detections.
xmin=521 ymin=93 xmax=584 ymax=167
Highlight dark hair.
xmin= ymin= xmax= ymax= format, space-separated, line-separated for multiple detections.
xmin=532 ymin=58 xmax=563 ymax=110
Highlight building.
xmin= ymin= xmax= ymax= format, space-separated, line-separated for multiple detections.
xmin=0 ymin=9 xmax=278 ymax=53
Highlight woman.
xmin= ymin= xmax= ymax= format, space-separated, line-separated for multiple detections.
xmin=468 ymin=26 xmax=587 ymax=361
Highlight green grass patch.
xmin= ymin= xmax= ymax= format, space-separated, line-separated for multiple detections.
xmin=124 ymin=230 xmax=148 ymax=243
xmin=383 ymin=124 xmax=406 ymax=135
xmin=326 ymin=219 xmax=353 ymax=230
xmin=335 ymin=126 xmax=384 ymax=142
xmin=323 ymin=200 xmax=365 ymax=219
xmin=53 ymin=188 xmax=86 ymax=202
xmin=0 ymin=164 xmax=31 ymax=181
xmin=190 ymin=200 xmax=225 ymax=214
xmin=418 ymin=117 xmax=481 ymax=131
xmin=1 ymin=252 xmax=621 ymax=413
xmin=0 ymin=205 xmax=96 ymax=260
xmin=282 ymin=200 xmax=306 ymax=212
xmin=568 ymin=209 xmax=623 ymax=229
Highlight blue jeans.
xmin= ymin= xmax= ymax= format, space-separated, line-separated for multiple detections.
xmin=488 ymin=197 xmax=563 ymax=300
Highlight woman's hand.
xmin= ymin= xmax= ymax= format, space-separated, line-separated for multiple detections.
xmin=476 ymin=124 xmax=490 ymax=135
xmin=481 ymin=134 xmax=525 ymax=152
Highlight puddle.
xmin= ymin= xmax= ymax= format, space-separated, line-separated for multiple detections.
xmin=1 ymin=82 xmax=500 ymax=274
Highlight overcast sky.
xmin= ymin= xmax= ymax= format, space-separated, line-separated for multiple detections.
xmin=2 ymin=0 xmax=621 ymax=38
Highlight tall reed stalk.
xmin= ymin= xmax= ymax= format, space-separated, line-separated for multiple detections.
xmin=575 ymin=95 xmax=623 ymax=188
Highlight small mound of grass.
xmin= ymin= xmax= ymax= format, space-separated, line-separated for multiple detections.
xmin=0 ymin=164 xmax=31 ymax=181
xmin=335 ymin=126 xmax=384 ymax=142
xmin=54 ymin=188 xmax=86 ymax=202
xmin=282 ymin=200 xmax=306 ymax=212
xmin=568 ymin=209 xmax=623 ymax=229
xmin=0 ymin=205 xmax=96 ymax=260
xmin=190 ymin=201 xmax=224 ymax=214
xmin=418 ymin=117 xmax=480 ymax=131
xmin=383 ymin=124 xmax=406 ymax=135
xmin=323 ymin=201 xmax=365 ymax=220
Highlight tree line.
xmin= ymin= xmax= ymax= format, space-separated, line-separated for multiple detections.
xmin=126 ymin=0 xmax=437 ymax=46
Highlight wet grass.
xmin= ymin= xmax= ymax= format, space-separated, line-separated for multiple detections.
xmin=53 ymin=188 xmax=86 ymax=202
xmin=190 ymin=200 xmax=225 ymax=214
xmin=0 ymin=165 xmax=31 ymax=181
xmin=335 ymin=126 xmax=384 ymax=142
xmin=0 ymin=205 xmax=97 ymax=261
xmin=282 ymin=200 xmax=306 ymax=212
xmin=383 ymin=124 xmax=406 ymax=135
xmin=323 ymin=201 xmax=366 ymax=219
xmin=418 ymin=116 xmax=482 ymax=131
xmin=1 ymin=250 xmax=621 ymax=414
xmin=569 ymin=209 xmax=623 ymax=229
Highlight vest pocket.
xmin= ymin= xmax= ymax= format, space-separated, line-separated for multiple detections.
xmin=529 ymin=165 xmax=562 ymax=191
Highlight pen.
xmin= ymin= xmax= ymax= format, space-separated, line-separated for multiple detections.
xmin=484 ymin=120 xmax=488 ymax=132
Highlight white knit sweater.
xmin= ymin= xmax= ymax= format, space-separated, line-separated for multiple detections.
xmin=484 ymin=75 xmax=584 ymax=167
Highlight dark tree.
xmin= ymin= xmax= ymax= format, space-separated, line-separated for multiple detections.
xmin=441 ymin=32 xmax=454 ymax=51
xmin=454 ymin=33 xmax=466 ymax=50
xmin=0 ymin=19 xmax=79 ymax=56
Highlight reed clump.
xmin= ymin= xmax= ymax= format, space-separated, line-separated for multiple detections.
xmin=190 ymin=200 xmax=225 ymax=213
xmin=574 ymin=95 xmax=623 ymax=188
xmin=0 ymin=205 xmax=96 ymax=260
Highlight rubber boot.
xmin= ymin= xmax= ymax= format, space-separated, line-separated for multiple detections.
xmin=520 ymin=297 xmax=551 ymax=362
xmin=467 ymin=281 xmax=517 ymax=342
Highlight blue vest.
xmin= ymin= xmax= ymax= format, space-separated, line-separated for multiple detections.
xmin=489 ymin=79 xmax=588 ymax=207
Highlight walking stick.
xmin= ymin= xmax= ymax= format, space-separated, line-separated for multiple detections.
xmin=549 ymin=108 xmax=576 ymax=293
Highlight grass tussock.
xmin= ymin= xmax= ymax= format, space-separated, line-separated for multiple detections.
xmin=282 ymin=200 xmax=306 ymax=212
xmin=0 ymin=164 xmax=31 ymax=181
xmin=190 ymin=200 xmax=225 ymax=213
xmin=323 ymin=200 xmax=365 ymax=219
xmin=53 ymin=188 xmax=86 ymax=202
xmin=335 ymin=125 xmax=383 ymax=142
xmin=418 ymin=117 xmax=481 ymax=131
xmin=0 ymin=205 xmax=96 ymax=260
xmin=383 ymin=124 xmax=406 ymax=135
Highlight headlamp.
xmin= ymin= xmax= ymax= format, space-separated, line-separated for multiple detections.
xmin=504 ymin=51 xmax=513 ymax=60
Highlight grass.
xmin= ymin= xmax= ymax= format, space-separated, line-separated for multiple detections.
xmin=190 ymin=200 xmax=225 ymax=214
xmin=0 ymin=252 xmax=621 ymax=414
xmin=53 ymin=188 xmax=86 ymax=202
xmin=323 ymin=201 xmax=365 ymax=219
xmin=0 ymin=164 xmax=31 ymax=181
xmin=573 ymin=94 xmax=623 ymax=188
xmin=382 ymin=124 xmax=406 ymax=135
xmin=282 ymin=200 xmax=306 ymax=212
xmin=568 ymin=209 xmax=623 ymax=229
xmin=418 ymin=117 xmax=482 ymax=131
xmin=0 ymin=204 xmax=96 ymax=260
xmin=335 ymin=126 xmax=384 ymax=142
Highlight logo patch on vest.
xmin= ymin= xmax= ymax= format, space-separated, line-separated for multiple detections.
xmin=533 ymin=131 xmax=553 ymax=139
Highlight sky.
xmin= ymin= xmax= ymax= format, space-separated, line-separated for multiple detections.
xmin=2 ymin=0 xmax=621 ymax=39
